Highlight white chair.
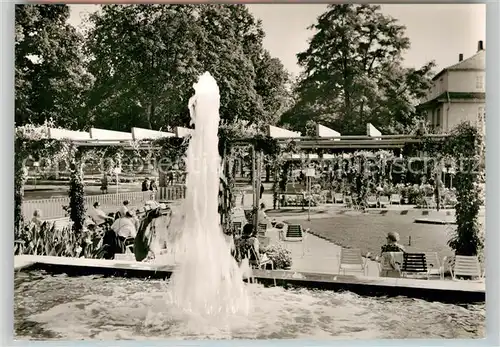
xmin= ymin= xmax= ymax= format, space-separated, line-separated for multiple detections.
xmin=390 ymin=194 xmax=401 ymax=205
xmin=423 ymin=252 xmax=444 ymax=279
xmin=366 ymin=195 xmax=378 ymax=208
xmin=338 ymin=248 xmax=368 ymax=276
xmin=379 ymin=195 xmax=390 ymax=207
xmin=334 ymin=193 xmax=344 ymax=204
xmin=257 ymin=223 xmax=267 ymax=237
xmin=451 ymin=255 xmax=483 ymax=281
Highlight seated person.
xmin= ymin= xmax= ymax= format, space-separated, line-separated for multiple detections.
xmin=234 ymin=223 xmax=260 ymax=268
xmin=257 ymin=203 xmax=270 ymax=228
xmin=381 ymin=231 xmax=405 ymax=253
xmin=111 ymin=211 xmax=138 ymax=249
xmin=378 ymin=232 xmax=405 ymax=277
xmin=88 ymin=202 xmax=113 ymax=227
xmin=31 ymin=209 xmax=43 ymax=227
xmin=119 ymin=200 xmax=130 ymax=216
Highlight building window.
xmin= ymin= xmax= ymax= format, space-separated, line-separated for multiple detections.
xmin=476 ymin=75 xmax=484 ymax=89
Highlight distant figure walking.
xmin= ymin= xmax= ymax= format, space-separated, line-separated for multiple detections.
xmin=100 ymin=174 xmax=108 ymax=194
xmin=141 ymin=177 xmax=150 ymax=192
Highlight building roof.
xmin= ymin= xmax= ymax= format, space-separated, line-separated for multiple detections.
xmin=432 ymin=49 xmax=485 ymax=81
xmin=418 ymin=92 xmax=485 ymax=109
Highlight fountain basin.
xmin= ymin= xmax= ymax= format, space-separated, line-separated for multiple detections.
xmin=14 ymin=258 xmax=485 ymax=340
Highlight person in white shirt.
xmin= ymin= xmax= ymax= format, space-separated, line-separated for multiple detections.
xmin=118 ymin=200 xmax=129 ymax=217
xmin=89 ymin=202 xmax=113 ymax=227
xmin=111 ymin=211 xmax=137 ymax=239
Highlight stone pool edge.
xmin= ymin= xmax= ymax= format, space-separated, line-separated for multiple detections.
xmin=14 ymin=255 xmax=485 ymax=304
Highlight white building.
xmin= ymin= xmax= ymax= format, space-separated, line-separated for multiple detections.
xmin=418 ymin=41 xmax=485 ymax=134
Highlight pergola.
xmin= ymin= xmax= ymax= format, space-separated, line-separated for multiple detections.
xmin=16 ymin=122 xmax=450 ymax=234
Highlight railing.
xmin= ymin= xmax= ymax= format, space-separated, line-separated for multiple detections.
xmin=22 ymin=185 xmax=186 ymax=220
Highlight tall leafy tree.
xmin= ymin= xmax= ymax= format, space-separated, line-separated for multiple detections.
xmin=86 ymin=5 xmax=201 ymax=131
xmin=15 ymin=4 xmax=92 ymax=128
xmin=85 ymin=4 xmax=291 ymax=132
xmin=282 ymin=4 xmax=435 ymax=135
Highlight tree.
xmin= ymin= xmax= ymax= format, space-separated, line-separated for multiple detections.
xmin=282 ymin=4 xmax=435 ymax=135
xmin=15 ymin=4 xmax=92 ymax=128
xmin=86 ymin=5 xmax=202 ymax=131
xmin=85 ymin=4 xmax=290 ymax=132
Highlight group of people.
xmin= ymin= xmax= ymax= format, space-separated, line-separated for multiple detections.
xmin=141 ymin=177 xmax=158 ymax=192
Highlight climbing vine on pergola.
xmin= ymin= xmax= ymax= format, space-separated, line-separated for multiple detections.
xmin=15 ymin=121 xmax=484 ymax=257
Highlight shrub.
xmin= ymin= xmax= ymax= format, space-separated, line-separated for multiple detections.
xmin=14 ymin=222 xmax=106 ymax=258
xmin=260 ymin=243 xmax=292 ymax=269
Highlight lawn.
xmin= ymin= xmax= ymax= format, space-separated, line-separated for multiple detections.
xmin=285 ymin=214 xmax=456 ymax=261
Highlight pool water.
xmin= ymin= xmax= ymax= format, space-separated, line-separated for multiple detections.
xmin=15 ymin=271 xmax=485 ymax=340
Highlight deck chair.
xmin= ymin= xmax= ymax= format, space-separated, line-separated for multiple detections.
xmin=379 ymin=195 xmax=390 ymax=208
xmin=366 ymin=195 xmax=378 ymax=208
xmin=451 ymin=255 xmax=483 ymax=280
xmin=334 ymin=193 xmax=344 ymax=204
xmin=283 ymin=224 xmax=303 ymax=242
xmin=257 ymin=223 xmax=267 ymax=237
xmin=390 ymin=194 xmax=401 ymax=205
xmin=233 ymin=221 xmax=242 ymax=236
xmin=338 ymin=248 xmax=368 ymax=276
xmin=423 ymin=252 xmax=444 ymax=279
xmin=401 ymin=252 xmax=428 ymax=278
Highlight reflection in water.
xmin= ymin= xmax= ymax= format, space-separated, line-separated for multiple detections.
xmin=15 ymin=272 xmax=485 ymax=340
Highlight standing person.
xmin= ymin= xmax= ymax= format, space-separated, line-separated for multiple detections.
xmin=260 ymin=183 xmax=265 ymax=200
xmin=100 ymin=174 xmax=108 ymax=194
xmin=149 ymin=177 xmax=158 ymax=200
xmin=234 ymin=223 xmax=261 ymax=268
xmin=141 ymin=177 xmax=150 ymax=192
xmin=167 ymin=171 xmax=174 ymax=186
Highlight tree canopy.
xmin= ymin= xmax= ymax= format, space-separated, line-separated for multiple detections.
xmin=15 ymin=4 xmax=291 ymax=132
xmin=280 ymin=4 xmax=435 ymax=135
xmin=15 ymin=4 xmax=92 ymax=128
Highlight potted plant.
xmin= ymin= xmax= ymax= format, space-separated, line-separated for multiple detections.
xmin=260 ymin=243 xmax=292 ymax=270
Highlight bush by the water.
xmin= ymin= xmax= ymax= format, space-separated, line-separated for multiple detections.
xmin=14 ymin=222 xmax=106 ymax=258
xmin=261 ymin=244 xmax=292 ymax=269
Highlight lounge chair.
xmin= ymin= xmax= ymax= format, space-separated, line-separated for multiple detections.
xmin=423 ymin=251 xmax=444 ymax=279
xmin=379 ymin=195 xmax=390 ymax=207
xmin=401 ymin=252 xmax=428 ymax=278
xmin=450 ymin=255 xmax=483 ymax=281
xmin=366 ymin=195 xmax=378 ymax=208
xmin=390 ymin=194 xmax=401 ymax=205
xmin=283 ymin=224 xmax=303 ymax=242
xmin=334 ymin=193 xmax=344 ymax=204
xmin=338 ymin=248 xmax=369 ymax=276
xmin=257 ymin=223 xmax=267 ymax=237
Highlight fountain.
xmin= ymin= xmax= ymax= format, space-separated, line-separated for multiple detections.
xmin=168 ymin=72 xmax=250 ymax=316
xmin=12 ymin=72 xmax=485 ymax=340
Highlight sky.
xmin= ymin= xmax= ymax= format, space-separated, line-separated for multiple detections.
xmin=68 ymin=4 xmax=486 ymax=77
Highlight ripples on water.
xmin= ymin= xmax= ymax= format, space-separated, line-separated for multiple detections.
xmin=14 ymin=271 xmax=485 ymax=340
